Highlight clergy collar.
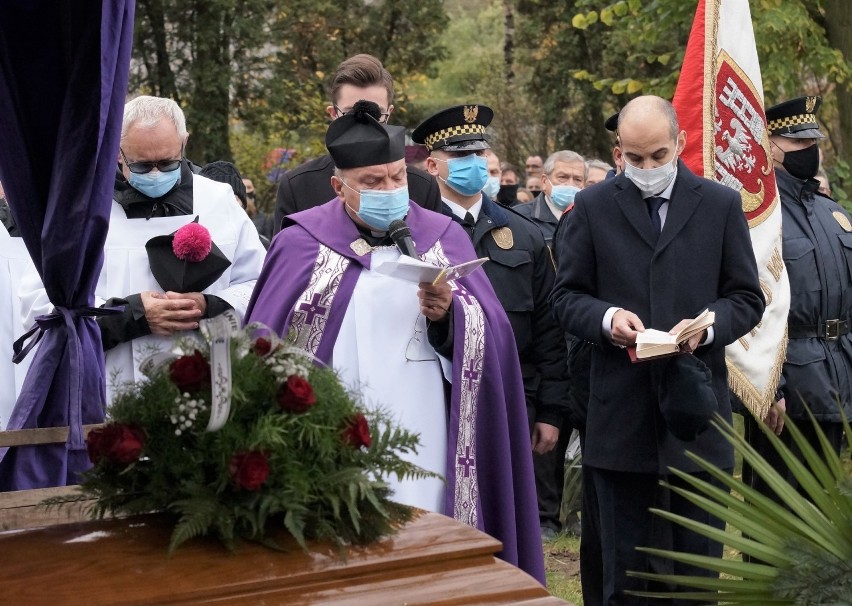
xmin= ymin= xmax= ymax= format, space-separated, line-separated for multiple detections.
xmin=443 ymin=197 xmax=483 ymax=223
xmin=343 ymin=206 xmax=396 ymax=247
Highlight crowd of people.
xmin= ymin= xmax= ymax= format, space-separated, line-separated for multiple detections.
xmin=1 ymin=52 xmax=850 ymax=605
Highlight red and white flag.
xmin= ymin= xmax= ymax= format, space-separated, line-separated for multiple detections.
xmin=673 ymin=0 xmax=790 ymax=420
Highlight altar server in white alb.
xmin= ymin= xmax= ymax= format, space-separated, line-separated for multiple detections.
xmin=20 ymin=96 xmax=265 ymax=402
xmin=0 ymin=211 xmax=35 ymax=431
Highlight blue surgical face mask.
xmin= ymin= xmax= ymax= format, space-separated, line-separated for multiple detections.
xmin=550 ymin=184 xmax=580 ymax=210
xmin=482 ymin=175 xmax=500 ymax=198
xmin=435 ymin=154 xmax=489 ymax=196
xmin=129 ymin=169 xmax=181 ymax=199
xmin=342 ymin=181 xmax=410 ymax=231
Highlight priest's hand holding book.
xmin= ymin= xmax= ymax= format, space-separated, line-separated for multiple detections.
xmin=417 ymin=281 xmax=452 ymax=322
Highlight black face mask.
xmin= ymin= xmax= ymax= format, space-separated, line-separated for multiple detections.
xmin=497 ymin=184 xmax=519 ymax=204
xmin=782 ymin=144 xmax=819 ymax=180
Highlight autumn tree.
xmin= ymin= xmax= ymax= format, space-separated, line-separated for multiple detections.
xmin=130 ymin=0 xmax=447 ymax=190
xmin=514 ymin=0 xmax=852 ymax=200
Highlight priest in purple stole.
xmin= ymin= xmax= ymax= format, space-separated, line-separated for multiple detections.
xmin=245 ymin=102 xmax=545 ymax=583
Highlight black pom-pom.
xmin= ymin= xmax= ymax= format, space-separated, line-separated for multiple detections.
xmin=351 ymin=100 xmax=382 ymax=123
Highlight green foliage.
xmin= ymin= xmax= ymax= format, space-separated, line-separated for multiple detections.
xmin=51 ymin=326 xmax=435 ymax=555
xmin=131 ymin=0 xmax=448 ymax=164
xmin=510 ymin=0 xmax=852 ymax=190
xmin=628 ymin=411 xmax=852 ymax=604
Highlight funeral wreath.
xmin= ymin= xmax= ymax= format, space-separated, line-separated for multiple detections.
xmin=49 ymin=313 xmax=432 ymax=554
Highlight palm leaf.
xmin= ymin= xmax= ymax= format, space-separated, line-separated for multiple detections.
xmin=629 ymin=409 xmax=852 ymax=603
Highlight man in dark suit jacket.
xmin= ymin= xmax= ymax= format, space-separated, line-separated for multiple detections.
xmin=273 ymin=54 xmax=440 ymax=233
xmin=550 ymin=95 xmax=764 ymax=606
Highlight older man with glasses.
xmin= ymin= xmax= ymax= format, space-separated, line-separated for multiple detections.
xmin=21 ymin=95 xmax=266 ymax=404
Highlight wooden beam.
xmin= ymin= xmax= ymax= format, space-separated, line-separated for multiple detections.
xmin=0 ymin=424 xmax=103 ymax=448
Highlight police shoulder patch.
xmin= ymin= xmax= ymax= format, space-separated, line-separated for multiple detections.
xmin=492 ymin=227 xmax=514 ymax=249
xmin=833 ymin=211 xmax=852 ymax=232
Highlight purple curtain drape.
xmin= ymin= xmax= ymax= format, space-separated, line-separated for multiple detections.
xmin=0 ymin=0 xmax=135 ymax=489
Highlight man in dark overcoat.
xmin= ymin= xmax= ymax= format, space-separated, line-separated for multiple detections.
xmin=550 ymin=95 xmax=765 ymax=605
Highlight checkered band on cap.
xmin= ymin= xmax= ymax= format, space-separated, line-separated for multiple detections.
xmin=767 ymin=113 xmax=818 ymax=134
xmin=424 ymin=124 xmax=487 ymax=150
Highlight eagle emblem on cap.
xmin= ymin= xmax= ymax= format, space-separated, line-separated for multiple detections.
xmin=805 ymin=96 xmax=817 ymax=113
xmin=463 ymin=105 xmax=479 ymax=123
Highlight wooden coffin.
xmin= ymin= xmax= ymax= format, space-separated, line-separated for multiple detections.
xmin=0 ymin=509 xmax=570 ymax=605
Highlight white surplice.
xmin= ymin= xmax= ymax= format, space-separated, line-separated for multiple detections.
xmin=19 ymin=176 xmax=266 ymax=404
xmin=0 ymin=230 xmax=36 ymax=430
xmin=332 ymin=246 xmax=448 ymax=512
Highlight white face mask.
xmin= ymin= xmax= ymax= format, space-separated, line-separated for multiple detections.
xmin=622 ymin=155 xmax=677 ymax=197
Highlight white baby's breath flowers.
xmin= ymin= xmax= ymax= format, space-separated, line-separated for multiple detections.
xmin=170 ymin=394 xmax=208 ymax=435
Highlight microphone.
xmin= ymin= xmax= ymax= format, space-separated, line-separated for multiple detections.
xmin=388 ymin=219 xmax=418 ymax=258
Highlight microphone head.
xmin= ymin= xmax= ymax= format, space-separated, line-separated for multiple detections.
xmin=388 ymin=219 xmax=411 ymax=242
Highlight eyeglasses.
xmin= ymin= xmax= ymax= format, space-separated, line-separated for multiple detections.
xmin=405 ymin=313 xmax=437 ymax=362
xmin=120 ymin=148 xmax=182 ymax=174
xmin=333 ymin=105 xmax=391 ymax=124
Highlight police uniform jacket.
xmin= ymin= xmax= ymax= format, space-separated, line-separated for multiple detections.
xmin=778 ymin=168 xmax=852 ymax=421
xmin=273 ymin=154 xmax=441 ymax=234
xmin=514 ymin=193 xmax=559 ymax=247
xmin=445 ymin=194 xmax=570 ymax=428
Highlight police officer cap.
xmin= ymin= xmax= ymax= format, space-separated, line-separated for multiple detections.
xmin=765 ymin=96 xmax=825 ymax=140
xmin=326 ymin=100 xmax=406 ymax=169
xmin=412 ymin=104 xmax=493 ymax=152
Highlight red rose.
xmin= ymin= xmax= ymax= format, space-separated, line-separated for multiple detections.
xmin=252 ymin=337 xmax=272 ymax=357
xmin=276 ymin=375 xmax=316 ymax=413
xmin=229 ymin=450 xmax=270 ymax=491
xmin=86 ymin=423 xmax=145 ymax=465
xmin=169 ymin=350 xmax=211 ymax=393
xmin=343 ymin=413 xmax=371 ymax=449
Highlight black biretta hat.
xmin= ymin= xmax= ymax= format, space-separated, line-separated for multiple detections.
xmin=325 ymin=101 xmax=405 ymax=169
xmin=412 ymin=104 xmax=493 ymax=152
xmin=145 ymin=217 xmax=232 ymax=293
xmin=657 ymin=354 xmax=718 ymax=442
xmin=765 ymin=96 xmax=824 ymax=139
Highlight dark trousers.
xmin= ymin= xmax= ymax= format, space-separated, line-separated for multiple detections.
xmin=741 ymin=413 xmax=845 ymax=503
xmin=534 ymin=419 xmax=575 ymax=531
xmin=580 ymin=465 xmax=727 ymax=606
xmin=528 ymin=405 xmax=575 ymax=531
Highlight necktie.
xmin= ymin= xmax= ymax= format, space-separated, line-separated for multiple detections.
xmin=645 ymin=196 xmax=665 ymax=235
xmin=462 ymin=212 xmax=476 ymax=238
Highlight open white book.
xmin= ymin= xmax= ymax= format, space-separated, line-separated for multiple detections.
xmin=373 ymin=255 xmax=488 ymax=285
xmin=631 ymin=309 xmax=715 ymax=361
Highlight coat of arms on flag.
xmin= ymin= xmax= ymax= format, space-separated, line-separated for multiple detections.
xmin=673 ymin=0 xmax=791 ymax=420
